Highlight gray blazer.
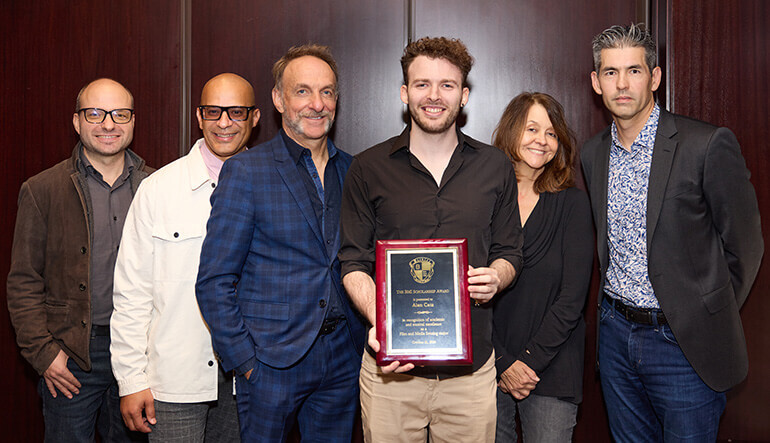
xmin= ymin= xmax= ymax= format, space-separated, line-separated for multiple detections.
xmin=580 ymin=109 xmax=763 ymax=392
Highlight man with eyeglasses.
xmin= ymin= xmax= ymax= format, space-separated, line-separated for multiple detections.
xmin=7 ymin=78 xmax=152 ymax=442
xmin=110 ymin=73 xmax=258 ymax=442
xmin=196 ymin=45 xmax=366 ymax=442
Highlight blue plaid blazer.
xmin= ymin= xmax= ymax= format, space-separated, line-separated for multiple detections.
xmin=196 ymin=134 xmax=365 ymax=371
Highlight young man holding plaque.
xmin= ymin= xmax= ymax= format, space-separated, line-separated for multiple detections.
xmin=339 ymin=37 xmax=523 ymax=442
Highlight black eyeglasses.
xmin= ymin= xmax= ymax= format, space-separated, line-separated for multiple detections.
xmin=198 ymin=106 xmax=255 ymax=121
xmin=77 ymin=108 xmax=134 ymax=124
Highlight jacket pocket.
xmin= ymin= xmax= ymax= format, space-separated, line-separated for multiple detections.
xmin=152 ymin=224 xmax=205 ymax=243
xmin=151 ymin=223 xmax=205 ymax=281
xmin=45 ymin=302 xmax=70 ymax=337
xmin=701 ymin=283 xmax=733 ymax=314
xmin=663 ymin=182 xmax=696 ymax=200
xmin=241 ymin=299 xmax=289 ymax=321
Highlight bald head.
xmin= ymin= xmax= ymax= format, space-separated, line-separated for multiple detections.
xmin=200 ymin=73 xmax=255 ymax=106
xmin=76 ymin=78 xmax=133 ymax=111
xmin=196 ymin=73 xmax=260 ymax=160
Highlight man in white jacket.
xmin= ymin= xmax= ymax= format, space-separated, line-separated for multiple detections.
xmin=110 ymin=73 xmax=260 ymax=442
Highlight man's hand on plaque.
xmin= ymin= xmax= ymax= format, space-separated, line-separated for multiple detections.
xmin=467 ymin=265 xmax=501 ymax=304
xmin=368 ymin=327 xmax=415 ymax=374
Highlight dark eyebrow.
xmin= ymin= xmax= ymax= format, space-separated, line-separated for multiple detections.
xmin=410 ymin=78 xmax=460 ymax=85
xmin=602 ymin=64 xmax=644 ymax=73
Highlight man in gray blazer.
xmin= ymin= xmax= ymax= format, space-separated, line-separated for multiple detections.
xmin=581 ymin=24 xmax=763 ymax=442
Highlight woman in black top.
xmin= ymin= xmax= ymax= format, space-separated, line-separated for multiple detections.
xmin=492 ymin=92 xmax=593 ymax=442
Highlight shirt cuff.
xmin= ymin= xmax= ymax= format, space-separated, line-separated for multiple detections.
xmin=116 ymin=374 xmax=150 ymax=397
xmin=236 ymin=357 xmax=257 ymax=376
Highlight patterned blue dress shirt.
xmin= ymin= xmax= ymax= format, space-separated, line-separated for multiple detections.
xmin=605 ymin=104 xmax=661 ymax=308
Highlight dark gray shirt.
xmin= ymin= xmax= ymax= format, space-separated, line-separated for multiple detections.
xmin=79 ymin=149 xmax=134 ymax=325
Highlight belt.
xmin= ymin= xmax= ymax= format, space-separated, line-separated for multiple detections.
xmin=319 ymin=318 xmax=342 ymax=335
xmin=91 ymin=324 xmax=110 ymax=336
xmin=609 ymin=298 xmax=667 ymax=326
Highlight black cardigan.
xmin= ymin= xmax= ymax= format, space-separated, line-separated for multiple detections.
xmin=492 ymin=187 xmax=593 ymax=403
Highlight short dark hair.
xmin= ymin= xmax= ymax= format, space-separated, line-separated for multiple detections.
xmin=272 ymin=44 xmax=338 ymax=93
xmin=401 ymin=37 xmax=474 ymax=87
xmin=592 ymin=23 xmax=657 ymax=73
xmin=493 ymin=92 xmax=576 ymax=194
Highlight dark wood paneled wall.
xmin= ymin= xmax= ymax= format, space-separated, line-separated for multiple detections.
xmin=190 ymin=0 xmax=408 ymax=154
xmin=0 ymin=1 xmax=181 ymax=439
xmin=3 ymin=1 xmax=766 ymax=442
xmin=662 ymin=1 xmax=770 ymax=441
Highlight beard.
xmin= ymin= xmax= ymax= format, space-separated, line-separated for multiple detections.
xmin=284 ymin=110 xmax=335 ymax=140
xmin=408 ymin=100 xmax=461 ymax=134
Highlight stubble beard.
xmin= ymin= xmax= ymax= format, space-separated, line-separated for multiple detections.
xmin=409 ymin=102 xmax=460 ymax=134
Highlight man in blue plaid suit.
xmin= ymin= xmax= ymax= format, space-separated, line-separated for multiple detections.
xmin=195 ymin=44 xmax=366 ymax=442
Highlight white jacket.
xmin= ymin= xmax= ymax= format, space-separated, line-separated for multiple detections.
xmin=111 ymin=139 xmax=220 ymax=402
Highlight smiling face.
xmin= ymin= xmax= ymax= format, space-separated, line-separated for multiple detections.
xmin=591 ymin=46 xmax=661 ymax=126
xmin=196 ymin=74 xmax=259 ymax=160
xmin=72 ymin=79 xmax=135 ymax=161
xmin=515 ymin=103 xmax=559 ymax=177
xmin=272 ymin=56 xmax=337 ymax=149
xmin=400 ymin=55 xmax=469 ymax=135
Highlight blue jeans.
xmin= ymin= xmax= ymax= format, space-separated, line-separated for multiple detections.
xmin=148 ymin=366 xmax=240 ymax=443
xmin=234 ymin=319 xmax=360 ymax=442
xmin=496 ymin=390 xmax=577 ymax=442
xmin=598 ymin=298 xmax=726 ymax=443
xmin=39 ymin=331 xmax=145 ymax=443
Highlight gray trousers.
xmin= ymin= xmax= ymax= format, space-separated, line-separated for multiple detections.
xmin=496 ymin=390 xmax=578 ymax=443
xmin=148 ymin=367 xmax=240 ymax=443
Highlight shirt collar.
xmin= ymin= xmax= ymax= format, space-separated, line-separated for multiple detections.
xmin=610 ymin=103 xmax=661 ymax=151
xmin=280 ymin=128 xmax=337 ymax=164
xmin=187 ymin=138 xmax=215 ymax=190
xmin=388 ymin=124 xmax=476 ymax=156
xmin=198 ymin=139 xmax=226 ymax=182
xmin=78 ymin=144 xmax=133 ymax=183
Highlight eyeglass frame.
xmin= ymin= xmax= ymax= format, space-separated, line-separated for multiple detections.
xmin=76 ymin=108 xmax=135 ymax=124
xmin=198 ymin=105 xmax=256 ymax=122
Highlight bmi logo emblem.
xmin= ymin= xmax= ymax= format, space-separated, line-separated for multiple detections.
xmin=409 ymin=257 xmax=435 ymax=284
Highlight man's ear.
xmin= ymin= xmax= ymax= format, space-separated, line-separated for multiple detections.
xmin=73 ymin=112 xmax=82 ymax=135
xmin=251 ymin=108 xmax=261 ymax=128
xmin=196 ymin=107 xmax=204 ymax=130
xmin=651 ymin=66 xmax=662 ymax=92
xmin=272 ymin=88 xmax=284 ymax=113
xmin=590 ymin=71 xmax=603 ymax=95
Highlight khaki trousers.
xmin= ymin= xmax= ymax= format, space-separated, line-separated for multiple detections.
xmin=360 ymin=351 xmax=497 ymax=443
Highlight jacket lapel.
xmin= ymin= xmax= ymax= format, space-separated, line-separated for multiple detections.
xmin=272 ymin=136 xmax=325 ymax=247
xmin=646 ymin=111 xmax=678 ymax=250
xmin=331 ymin=140 xmax=348 ymax=192
xmin=594 ymin=130 xmax=611 ymax=268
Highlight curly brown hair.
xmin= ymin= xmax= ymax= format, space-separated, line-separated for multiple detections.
xmin=272 ymin=44 xmax=338 ymax=93
xmin=493 ymin=92 xmax=576 ymax=194
xmin=401 ymin=37 xmax=474 ymax=87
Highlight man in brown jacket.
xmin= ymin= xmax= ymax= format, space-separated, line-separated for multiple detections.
xmin=7 ymin=78 xmax=152 ymax=442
